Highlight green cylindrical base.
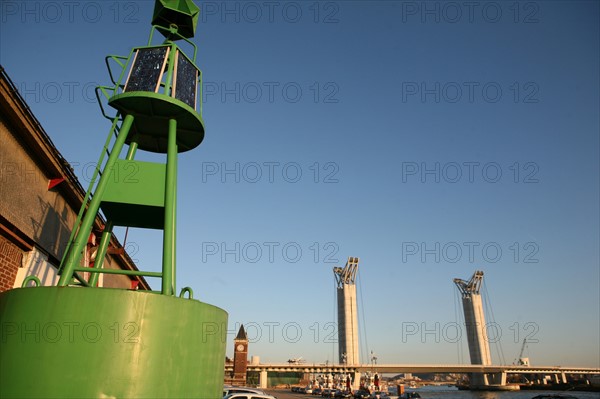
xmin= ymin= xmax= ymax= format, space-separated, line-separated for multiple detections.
xmin=0 ymin=287 xmax=227 ymax=399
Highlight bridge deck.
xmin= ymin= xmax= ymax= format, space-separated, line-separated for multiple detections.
xmin=225 ymin=364 xmax=600 ymax=375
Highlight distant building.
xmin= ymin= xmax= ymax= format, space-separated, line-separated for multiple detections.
xmin=0 ymin=65 xmax=149 ymax=291
xmin=226 ymin=324 xmax=249 ymax=386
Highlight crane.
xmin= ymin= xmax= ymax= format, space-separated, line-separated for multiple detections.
xmin=514 ymin=339 xmax=531 ymax=366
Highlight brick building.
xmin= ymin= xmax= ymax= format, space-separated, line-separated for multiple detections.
xmin=0 ymin=66 xmax=149 ymax=291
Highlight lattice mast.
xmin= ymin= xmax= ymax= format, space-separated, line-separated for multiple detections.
xmin=334 ymin=257 xmax=360 ymax=365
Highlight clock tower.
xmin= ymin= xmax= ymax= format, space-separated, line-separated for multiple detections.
xmin=232 ymin=325 xmax=248 ymax=386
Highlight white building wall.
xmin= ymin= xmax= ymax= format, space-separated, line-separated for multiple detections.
xmin=13 ymin=246 xmax=103 ymax=288
xmin=14 ymin=247 xmax=58 ymax=287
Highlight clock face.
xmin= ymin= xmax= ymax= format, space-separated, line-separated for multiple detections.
xmin=236 ymin=344 xmax=245 ymax=352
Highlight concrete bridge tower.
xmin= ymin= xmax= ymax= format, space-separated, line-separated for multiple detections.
xmin=454 ymin=270 xmax=492 ymax=387
xmin=334 ymin=257 xmax=360 ymax=365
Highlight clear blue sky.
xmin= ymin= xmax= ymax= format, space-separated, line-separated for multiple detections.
xmin=1 ymin=1 xmax=598 ymax=367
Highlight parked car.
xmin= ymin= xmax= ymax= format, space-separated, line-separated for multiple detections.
xmin=353 ymin=390 xmax=370 ymax=399
xmin=312 ymin=388 xmax=323 ymax=396
xmin=334 ymin=390 xmax=352 ymax=398
xmin=531 ymin=396 xmax=578 ymax=399
xmin=369 ymin=391 xmax=390 ymax=399
xmin=223 ymin=394 xmax=276 ymax=399
xmin=223 ymin=386 xmax=266 ymax=397
xmin=321 ymin=389 xmax=335 ymax=397
xmin=399 ymin=393 xmax=421 ymax=399
xmin=305 ymin=388 xmax=314 ymax=394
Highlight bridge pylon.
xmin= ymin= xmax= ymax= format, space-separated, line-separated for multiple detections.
xmin=454 ymin=270 xmax=510 ymax=389
xmin=334 ymin=257 xmax=360 ymax=366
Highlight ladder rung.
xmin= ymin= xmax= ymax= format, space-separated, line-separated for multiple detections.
xmin=73 ymin=267 xmax=162 ymax=278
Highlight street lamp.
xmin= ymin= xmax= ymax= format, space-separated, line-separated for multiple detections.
xmin=370 ymin=351 xmax=378 ymax=368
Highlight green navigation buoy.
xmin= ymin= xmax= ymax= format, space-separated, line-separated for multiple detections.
xmin=0 ymin=1 xmax=227 ymax=398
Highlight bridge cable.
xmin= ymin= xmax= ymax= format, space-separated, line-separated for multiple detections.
xmin=357 ymin=265 xmax=369 ymax=365
xmin=333 ymin=274 xmax=337 ymax=365
xmin=482 ymin=279 xmax=507 ymax=365
xmin=453 ymin=285 xmax=465 ymax=364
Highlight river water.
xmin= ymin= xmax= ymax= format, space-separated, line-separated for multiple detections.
xmin=270 ymin=387 xmax=600 ymax=399
xmin=406 ymin=386 xmax=600 ymax=399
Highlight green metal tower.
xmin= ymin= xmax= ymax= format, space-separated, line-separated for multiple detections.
xmin=0 ymin=1 xmax=228 ymax=397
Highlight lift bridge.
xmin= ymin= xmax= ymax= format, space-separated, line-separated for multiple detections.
xmin=246 ymin=265 xmax=598 ymax=391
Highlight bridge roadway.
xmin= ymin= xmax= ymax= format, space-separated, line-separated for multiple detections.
xmin=226 ymin=363 xmax=600 ymax=375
